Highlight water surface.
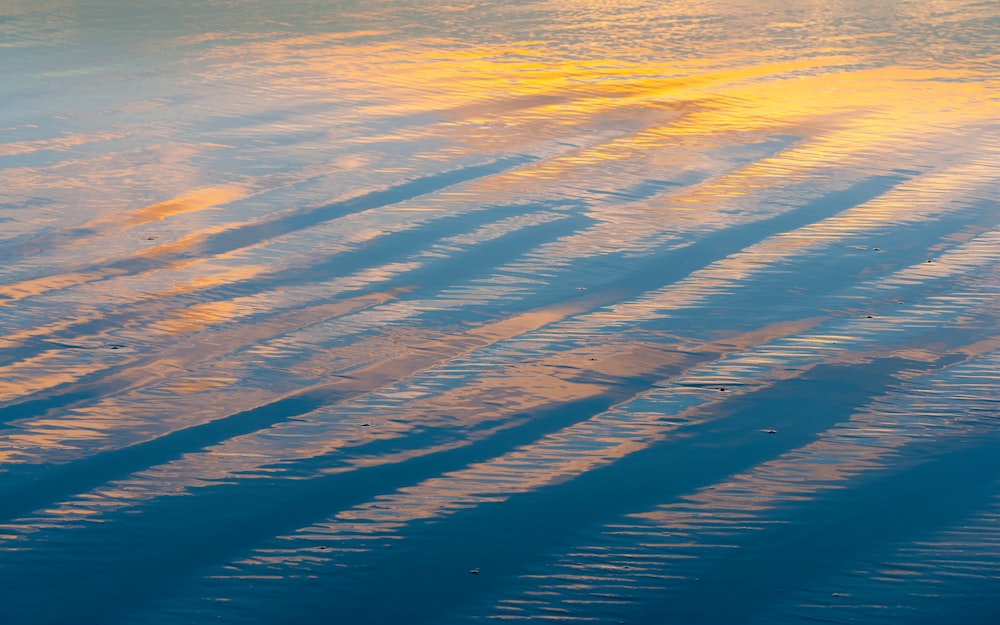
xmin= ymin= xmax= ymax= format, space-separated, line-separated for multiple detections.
xmin=1 ymin=1 xmax=999 ymax=623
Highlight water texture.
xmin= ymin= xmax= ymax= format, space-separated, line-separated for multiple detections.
xmin=1 ymin=1 xmax=998 ymax=623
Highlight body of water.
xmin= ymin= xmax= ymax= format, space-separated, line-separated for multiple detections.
xmin=1 ymin=1 xmax=999 ymax=623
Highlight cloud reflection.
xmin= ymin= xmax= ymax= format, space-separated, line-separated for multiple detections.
xmin=0 ymin=0 xmax=998 ymax=622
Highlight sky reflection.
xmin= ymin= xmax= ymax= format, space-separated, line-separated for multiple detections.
xmin=1 ymin=1 xmax=998 ymax=624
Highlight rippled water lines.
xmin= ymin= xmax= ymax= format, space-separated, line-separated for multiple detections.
xmin=481 ymin=349 xmax=1000 ymax=623
xmin=2 ymin=146 xmax=986 ymax=454
xmin=167 ymin=219 xmax=998 ymax=542
xmin=2 ymin=7 xmax=999 ymax=622
xmin=3 ymin=115 xmax=993 ymax=464
xmin=4 ymin=169 xmax=998 ymax=621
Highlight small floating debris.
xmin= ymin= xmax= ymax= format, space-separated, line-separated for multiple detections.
xmin=108 ymin=344 xmax=126 ymax=350
xmin=469 ymin=568 xmax=480 ymax=575
xmin=762 ymin=429 xmax=777 ymax=434
xmin=865 ymin=315 xmax=873 ymax=319
xmin=318 ymin=546 xmax=328 ymax=550
xmin=872 ymin=247 xmax=882 ymax=251
xmin=359 ymin=422 xmax=373 ymax=427
xmin=718 ymin=386 xmax=728 ymax=392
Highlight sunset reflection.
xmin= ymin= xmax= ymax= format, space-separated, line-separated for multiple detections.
xmin=1 ymin=1 xmax=998 ymax=623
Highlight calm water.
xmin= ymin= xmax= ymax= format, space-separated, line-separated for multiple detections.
xmin=2 ymin=1 xmax=999 ymax=623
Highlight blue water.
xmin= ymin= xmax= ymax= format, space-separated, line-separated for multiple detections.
xmin=1 ymin=1 xmax=999 ymax=623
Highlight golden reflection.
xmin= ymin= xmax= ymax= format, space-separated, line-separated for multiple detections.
xmin=6 ymin=202 xmax=999 ymax=472
xmin=0 ymin=350 xmax=109 ymax=404
xmin=0 ymin=290 xmax=401 ymax=463
xmin=2 ymin=40 xmax=993 ymax=319
xmin=0 ymin=285 xmax=597 ymax=468
xmin=184 ymin=25 xmax=997 ymax=175
xmin=0 ymin=270 xmax=414 ymax=413
xmin=125 ymin=185 xmax=249 ymax=227
xmin=0 ymin=223 xmax=235 ymax=306
xmin=4 ymin=204 xmax=998 ymax=475
xmin=3 ymin=3 xmax=995 ymax=290
xmin=1 ymin=5 xmax=998 ymax=622
xmin=405 ymin=64 xmax=992 ymax=267
xmin=0 ymin=130 xmax=127 ymax=158
xmin=0 ymin=271 xmax=106 ymax=302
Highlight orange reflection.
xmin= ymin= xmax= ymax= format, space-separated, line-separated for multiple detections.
xmin=0 ymin=350 xmax=109 ymax=405
xmin=2 ymin=1 xmax=997 ymax=564
xmin=3 ymin=39 xmax=993 ymax=315
xmin=125 ymin=185 xmax=249 ymax=227
xmin=0 ymin=130 xmax=127 ymax=158
xmin=0 ymin=270 xmax=107 ymax=302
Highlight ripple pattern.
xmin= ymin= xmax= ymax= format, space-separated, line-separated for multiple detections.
xmin=1 ymin=1 xmax=998 ymax=624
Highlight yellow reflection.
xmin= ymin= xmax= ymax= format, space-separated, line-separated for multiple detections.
xmin=125 ymin=185 xmax=248 ymax=226
xmin=4 ymin=32 xmax=993 ymax=315
xmin=0 ymin=270 xmax=107 ymax=302
xmin=3 ymin=0 xmax=997 ymax=535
